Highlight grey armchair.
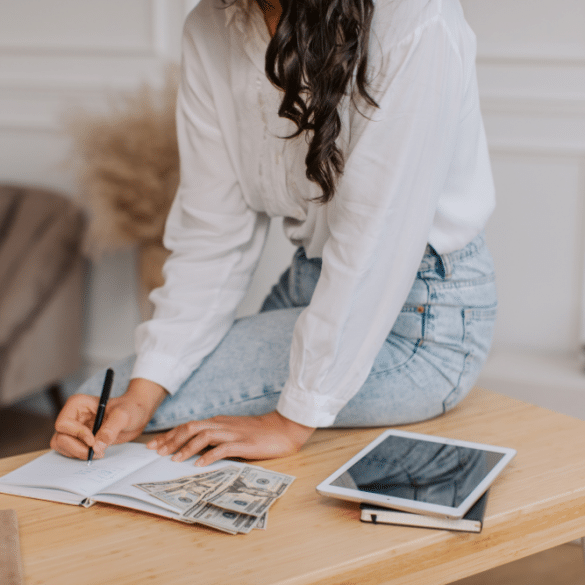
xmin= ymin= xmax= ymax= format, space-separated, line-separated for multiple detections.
xmin=0 ymin=184 xmax=86 ymax=411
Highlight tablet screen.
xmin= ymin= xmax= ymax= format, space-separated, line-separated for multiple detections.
xmin=323 ymin=431 xmax=514 ymax=515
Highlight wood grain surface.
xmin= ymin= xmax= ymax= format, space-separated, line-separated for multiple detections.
xmin=0 ymin=509 xmax=24 ymax=585
xmin=1 ymin=388 xmax=585 ymax=585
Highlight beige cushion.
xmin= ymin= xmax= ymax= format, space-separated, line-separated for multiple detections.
xmin=0 ymin=185 xmax=86 ymax=405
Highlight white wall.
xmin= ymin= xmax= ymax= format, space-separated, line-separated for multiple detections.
xmin=1 ymin=1 xmax=584 ymax=413
xmin=460 ymin=0 xmax=585 ymax=416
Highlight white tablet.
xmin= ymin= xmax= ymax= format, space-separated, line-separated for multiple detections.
xmin=316 ymin=429 xmax=516 ymax=519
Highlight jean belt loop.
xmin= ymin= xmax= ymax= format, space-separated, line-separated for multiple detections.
xmin=441 ymin=251 xmax=452 ymax=279
xmin=289 ymin=247 xmax=305 ymax=300
xmin=428 ymin=244 xmax=447 ymax=279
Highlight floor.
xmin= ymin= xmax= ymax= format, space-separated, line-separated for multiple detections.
xmin=0 ymin=406 xmax=584 ymax=584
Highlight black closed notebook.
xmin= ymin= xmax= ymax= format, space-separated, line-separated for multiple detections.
xmin=360 ymin=490 xmax=489 ymax=533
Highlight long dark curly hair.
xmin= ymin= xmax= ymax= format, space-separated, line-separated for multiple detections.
xmin=255 ymin=0 xmax=379 ymax=202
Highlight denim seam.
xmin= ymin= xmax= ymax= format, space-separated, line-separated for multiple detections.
xmin=442 ymin=253 xmax=453 ymax=279
xmin=290 ymin=253 xmax=300 ymax=305
xmin=442 ymin=235 xmax=485 ymax=263
xmin=419 ymin=274 xmax=495 ymax=291
xmin=221 ymin=390 xmax=282 ymax=407
xmin=369 ymin=338 xmax=423 ymax=379
xmin=464 ymin=306 xmax=498 ymax=321
xmin=442 ymin=348 xmax=473 ymax=413
xmin=420 ymin=278 xmax=432 ymax=343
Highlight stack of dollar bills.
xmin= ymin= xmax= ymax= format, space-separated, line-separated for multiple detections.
xmin=134 ymin=464 xmax=295 ymax=534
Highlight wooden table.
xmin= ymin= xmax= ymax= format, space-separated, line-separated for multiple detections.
xmin=2 ymin=388 xmax=585 ymax=585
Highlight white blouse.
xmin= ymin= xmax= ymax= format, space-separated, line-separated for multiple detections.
xmin=132 ymin=0 xmax=495 ymax=427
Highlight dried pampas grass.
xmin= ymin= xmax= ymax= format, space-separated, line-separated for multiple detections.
xmin=65 ymin=65 xmax=180 ymax=258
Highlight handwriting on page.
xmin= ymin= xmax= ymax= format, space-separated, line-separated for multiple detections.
xmin=64 ymin=454 xmax=156 ymax=494
xmin=71 ymin=466 xmax=125 ymax=484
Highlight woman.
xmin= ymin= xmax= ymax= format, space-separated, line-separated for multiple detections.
xmin=52 ymin=0 xmax=497 ymax=467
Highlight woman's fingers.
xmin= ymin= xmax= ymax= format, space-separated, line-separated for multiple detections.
xmin=195 ymin=440 xmax=257 ymax=467
xmin=52 ymin=394 xmax=100 ymax=458
xmin=172 ymin=429 xmax=236 ymax=462
xmin=147 ymin=420 xmax=246 ymax=463
xmin=146 ymin=412 xmax=315 ymax=467
xmin=53 ymin=417 xmax=96 ymax=448
xmin=50 ymin=431 xmax=94 ymax=459
xmin=169 ymin=432 xmax=260 ymax=466
xmin=53 ymin=394 xmax=139 ymax=459
xmin=93 ymin=405 xmax=133 ymax=454
xmin=55 ymin=395 xmax=97 ymax=433
xmin=148 ymin=420 xmax=222 ymax=456
xmin=51 ymin=386 xmax=166 ymax=460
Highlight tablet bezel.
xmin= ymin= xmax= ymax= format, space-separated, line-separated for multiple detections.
xmin=316 ymin=429 xmax=516 ymax=519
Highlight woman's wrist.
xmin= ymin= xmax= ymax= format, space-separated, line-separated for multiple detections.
xmin=125 ymin=378 xmax=168 ymax=418
xmin=271 ymin=410 xmax=315 ymax=449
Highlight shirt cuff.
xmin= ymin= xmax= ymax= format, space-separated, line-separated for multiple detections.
xmin=276 ymin=382 xmax=347 ymax=428
xmin=131 ymin=352 xmax=194 ymax=396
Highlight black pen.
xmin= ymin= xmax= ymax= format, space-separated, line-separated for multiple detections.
xmin=87 ymin=368 xmax=114 ymax=465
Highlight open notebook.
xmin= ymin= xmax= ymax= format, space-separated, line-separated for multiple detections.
xmin=0 ymin=443 xmax=294 ymax=534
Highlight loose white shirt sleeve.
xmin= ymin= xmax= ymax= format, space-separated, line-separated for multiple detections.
xmin=132 ymin=0 xmax=495 ymax=427
xmin=132 ymin=9 xmax=270 ymax=392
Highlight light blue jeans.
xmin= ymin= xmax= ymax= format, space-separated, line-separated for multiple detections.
xmin=80 ymin=232 xmax=497 ymax=431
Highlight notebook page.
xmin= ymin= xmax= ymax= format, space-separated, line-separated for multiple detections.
xmin=0 ymin=443 xmax=160 ymax=498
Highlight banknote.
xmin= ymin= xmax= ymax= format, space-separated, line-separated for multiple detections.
xmin=203 ymin=466 xmax=295 ymax=517
xmin=136 ymin=476 xmax=198 ymax=492
xmin=135 ymin=466 xmax=241 ymax=495
xmin=143 ymin=486 xmax=204 ymax=512
xmin=182 ymin=502 xmax=260 ymax=534
xmin=134 ymin=464 xmax=294 ymax=534
xmin=254 ymin=512 xmax=267 ymax=530
xmin=135 ymin=466 xmax=242 ymax=511
xmin=134 ymin=465 xmax=239 ymax=495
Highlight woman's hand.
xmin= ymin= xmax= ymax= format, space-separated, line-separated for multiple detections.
xmin=50 ymin=378 xmax=167 ymax=460
xmin=147 ymin=411 xmax=315 ymax=467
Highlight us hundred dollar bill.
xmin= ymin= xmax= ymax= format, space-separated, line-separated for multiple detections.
xmin=136 ymin=466 xmax=241 ymax=494
xmin=134 ymin=464 xmax=293 ymax=534
xmin=135 ymin=466 xmax=242 ymax=512
xmin=203 ymin=465 xmax=295 ymax=517
xmin=182 ymin=502 xmax=260 ymax=534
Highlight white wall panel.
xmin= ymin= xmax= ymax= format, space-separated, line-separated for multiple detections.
xmin=0 ymin=1 xmax=155 ymax=53
xmin=483 ymin=107 xmax=585 ymax=155
xmin=462 ymin=0 xmax=585 ymax=61
xmin=477 ymin=62 xmax=585 ymax=101
xmin=486 ymin=154 xmax=584 ymax=353
xmin=461 ymin=0 xmax=585 ymax=407
xmin=0 ymin=130 xmax=74 ymax=192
